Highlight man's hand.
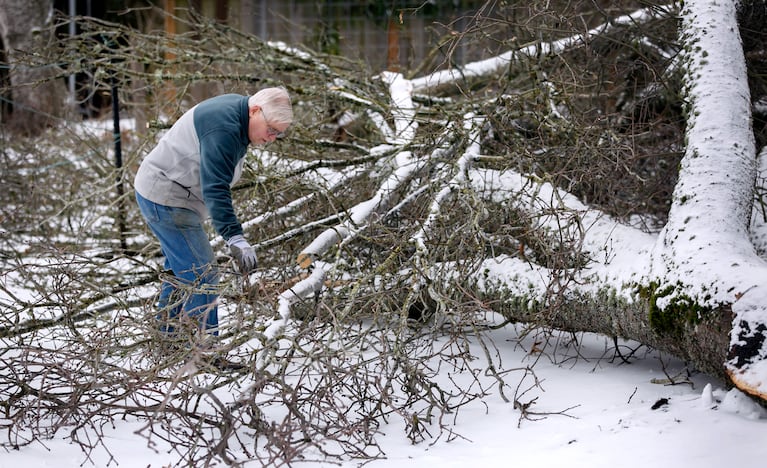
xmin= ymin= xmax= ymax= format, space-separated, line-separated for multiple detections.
xmin=227 ymin=234 xmax=258 ymax=274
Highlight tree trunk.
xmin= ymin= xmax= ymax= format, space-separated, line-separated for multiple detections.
xmin=273 ymin=1 xmax=767 ymax=402
xmin=485 ymin=285 xmax=733 ymax=381
xmin=0 ymin=0 xmax=65 ymax=135
xmin=463 ymin=0 xmax=767 ymax=402
xmin=658 ymin=0 xmax=767 ymax=401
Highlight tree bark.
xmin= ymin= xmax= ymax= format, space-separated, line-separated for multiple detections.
xmin=0 ymin=0 xmax=65 ymax=135
xmin=484 ymin=283 xmax=733 ymax=381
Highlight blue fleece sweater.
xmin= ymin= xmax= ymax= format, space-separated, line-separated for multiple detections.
xmin=134 ymin=94 xmax=251 ymax=240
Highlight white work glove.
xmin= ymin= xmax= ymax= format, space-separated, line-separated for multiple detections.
xmin=227 ymin=234 xmax=258 ymax=274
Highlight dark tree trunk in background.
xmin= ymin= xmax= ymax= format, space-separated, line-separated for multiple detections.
xmin=0 ymin=0 xmax=66 ymax=135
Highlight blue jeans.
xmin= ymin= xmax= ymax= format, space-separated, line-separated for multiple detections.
xmin=135 ymin=191 xmax=219 ymax=335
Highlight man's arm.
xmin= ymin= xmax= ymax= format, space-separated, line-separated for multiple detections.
xmin=199 ymin=130 xmax=245 ymax=241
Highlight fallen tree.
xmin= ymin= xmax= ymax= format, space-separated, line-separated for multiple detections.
xmin=286 ymin=0 xmax=767 ymax=400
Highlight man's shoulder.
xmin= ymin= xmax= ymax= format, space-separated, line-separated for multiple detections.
xmin=196 ymin=94 xmax=247 ymax=112
xmin=193 ymin=94 xmax=248 ymax=134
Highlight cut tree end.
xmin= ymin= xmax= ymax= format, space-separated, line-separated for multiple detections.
xmin=726 ymin=367 xmax=767 ymax=403
xmin=726 ymin=318 xmax=767 ymax=404
xmin=296 ymin=252 xmax=314 ymax=269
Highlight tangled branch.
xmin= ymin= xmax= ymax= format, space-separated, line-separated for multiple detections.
xmin=0 ymin=3 xmax=690 ymax=465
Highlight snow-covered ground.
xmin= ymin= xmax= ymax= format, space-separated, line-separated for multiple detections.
xmin=2 ymin=327 xmax=764 ymax=468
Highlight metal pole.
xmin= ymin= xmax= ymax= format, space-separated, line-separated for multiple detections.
xmin=110 ymin=52 xmax=127 ymax=252
xmin=68 ymin=0 xmax=76 ymax=103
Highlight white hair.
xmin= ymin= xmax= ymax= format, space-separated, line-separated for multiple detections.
xmin=248 ymin=87 xmax=293 ymax=125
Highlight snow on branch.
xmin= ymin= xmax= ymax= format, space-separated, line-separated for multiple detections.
xmin=294 ymin=147 xmax=425 ymax=268
xmin=256 ymin=265 xmax=328 ymax=368
xmin=466 ymin=167 xmax=655 ymax=302
xmin=295 ymin=72 xmax=420 ymax=268
xmin=412 ymin=114 xmax=482 ymax=257
xmin=256 ymin=72 xmax=425 ymax=367
xmin=411 ymin=4 xmax=674 ymax=92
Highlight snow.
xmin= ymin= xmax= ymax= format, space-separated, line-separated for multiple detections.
xmin=4 ymin=1 xmax=767 ymax=467
xmin=2 ymin=329 xmax=766 ymax=468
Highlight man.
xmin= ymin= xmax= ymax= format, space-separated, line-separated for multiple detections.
xmin=134 ymin=87 xmax=293 ymax=346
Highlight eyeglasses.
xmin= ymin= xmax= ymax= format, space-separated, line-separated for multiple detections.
xmin=261 ymin=109 xmax=285 ymax=138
